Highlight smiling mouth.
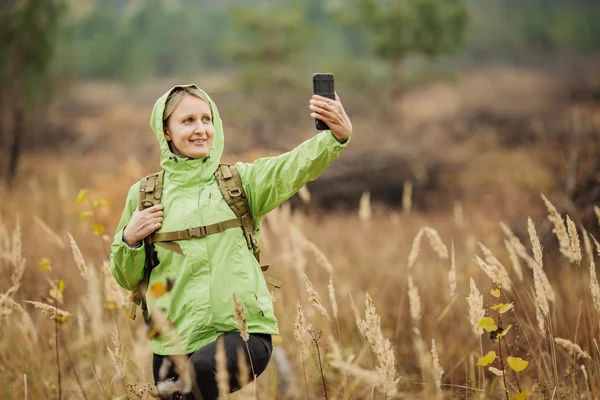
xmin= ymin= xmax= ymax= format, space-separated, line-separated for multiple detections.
xmin=190 ymin=139 xmax=207 ymax=145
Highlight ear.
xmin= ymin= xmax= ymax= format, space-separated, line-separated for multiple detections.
xmin=164 ymin=127 xmax=171 ymax=141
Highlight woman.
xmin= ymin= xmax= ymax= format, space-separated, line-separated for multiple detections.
xmin=110 ymin=84 xmax=352 ymax=399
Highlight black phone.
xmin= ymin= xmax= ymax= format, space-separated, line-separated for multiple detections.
xmin=312 ymin=73 xmax=335 ymax=131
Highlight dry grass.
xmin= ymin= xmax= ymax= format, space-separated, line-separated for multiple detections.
xmin=2 ymin=65 xmax=600 ymax=398
xmin=2 ymin=164 xmax=600 ymax=400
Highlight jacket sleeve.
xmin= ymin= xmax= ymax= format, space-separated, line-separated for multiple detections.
xmin=236 ymin=130 xmax=349 ymax=217
xmin=109 ymin=182 xmax=146 ymax=291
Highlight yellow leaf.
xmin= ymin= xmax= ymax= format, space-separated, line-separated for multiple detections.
xmin=105 ymin=301 xmax=117 ymax=311
xmin=507 ymin=356 xmax=529 ymax=372
xmin=57 ymin=279 xmax=65 ymax=293
xmin=489 ymin=367 xmax=504 ymax=376
xmin=94 ymin=199 xmax=108 ymax=207
xmin=92 ymin=224 xmax=105 ymax=236
xmin=491 ymin=289 xmax=501 ymax=298
xmin=477 ymin=351 xmax=496 ymax=366
xmin=499 ymin=303 xmax=513 ymax=314
xmin=512 ymin=390 xmax=533 ymax=400
xmin=78 ymin=211 xmax=93 ymax=221
xmin=57 ymin=316 xmax=68 ymax=324
xmin=49 ymin=289 xmax=63 ymax=303
xmin=149 ymin=281 xmax=168 ymax=298
xmin=147 ymin=327 xmax=160 ymax=339
xmin=76 ymin=189 xmax=88 ymax=205
xmin=498 ymin=324 xmax=513 ymax=339
xmin=491 ymin=303 xmax=505 ymax=310
xmin=478 ymin=317 xmax=498 ymax=332
xmin=38 ymin=258 xmax=52 ymax=272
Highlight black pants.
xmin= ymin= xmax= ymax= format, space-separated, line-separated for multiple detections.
xmin=153 ymin=333 xmax=273 ymax=400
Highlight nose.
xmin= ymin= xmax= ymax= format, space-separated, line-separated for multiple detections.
xmin=193 ymin=122 xmax=206 ymax=135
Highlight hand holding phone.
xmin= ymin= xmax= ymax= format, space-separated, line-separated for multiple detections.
xmin=312 ymin=73 xmax=335 ymax=131
xmin=310 ymin=73 xmax=353 ymax=141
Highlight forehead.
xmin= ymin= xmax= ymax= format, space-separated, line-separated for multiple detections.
xmin=173 ymin=94 xmax=211 ymax=115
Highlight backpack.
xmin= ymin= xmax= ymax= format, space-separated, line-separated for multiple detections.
xmin=129 ymin=164 xmax=281 ymax=324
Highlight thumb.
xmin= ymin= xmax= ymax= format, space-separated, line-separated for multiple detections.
xmin=335 ymin=91 xmax=341 ymax=102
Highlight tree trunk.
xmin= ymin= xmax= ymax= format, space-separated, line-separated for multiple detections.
xmin=7 ymin=104 xmax=23 ymax=188
xmin=0 ymin=91 xmax=6 ymax=183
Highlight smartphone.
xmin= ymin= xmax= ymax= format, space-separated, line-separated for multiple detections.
xmin=312 ymin=73 xmax=335 ymax=131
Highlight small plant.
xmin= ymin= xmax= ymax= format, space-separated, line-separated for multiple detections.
xmin=476 ymin=285 xmax=531 ymax=400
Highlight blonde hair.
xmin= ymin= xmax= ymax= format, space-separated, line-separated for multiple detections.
xmin=163 ymin=87 xmax=211 ymax=127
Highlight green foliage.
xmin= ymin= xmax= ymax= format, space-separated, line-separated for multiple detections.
xmin=72 ymin=0 xmax=228 ymax=82
xmin=466 ymin=0 xmax=600 ymax=60
xmin=332 ymin=0 xmax=469 ymax=63
xmin=223 ymin=0 xmax=309 ymax=91
xmin=0 ymin=0 xmax=66 ymax=100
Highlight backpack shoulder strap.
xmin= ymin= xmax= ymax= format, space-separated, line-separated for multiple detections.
xmin=129 ymin=170 xmax=164 ymax=322
xmin=215 ymin=164 xmax=250 ymax=218
xmin=139 ymin=170 xmax=164 ymax=210
xmin=215 ymin=164 xmax=255 ymax=251
xmin=215 ymin=164 xmax=281 ymax=289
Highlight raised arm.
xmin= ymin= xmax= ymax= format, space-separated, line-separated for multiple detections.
xmin=237 ymin=130 xmax=349 ymax=217
xmin=236 ymin=93 xmax=352 ymax=217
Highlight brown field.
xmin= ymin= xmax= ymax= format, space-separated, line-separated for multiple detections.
xmin=1 ymin=65 xmax=600 ymax=399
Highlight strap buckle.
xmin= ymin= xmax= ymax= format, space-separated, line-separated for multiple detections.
xmin=188 ymin=226 xmax=207 ymax=238
xmin=228 ymin=188 xmax=242 ymax=197
xmin=140 ymin=200 xmax=154 ymax=209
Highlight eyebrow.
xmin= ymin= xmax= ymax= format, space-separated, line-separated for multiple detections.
xmin=180 ymin=112 xmax=211 ymax=119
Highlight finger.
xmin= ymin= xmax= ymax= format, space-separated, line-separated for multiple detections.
xmin=311 ymin=113 xmax=336 ymax=126
xmin=335 ymin=92 xmax=341 ymax=102
xmin=309 ymin=104 xmax=335 ymax=119
xmin=312 ymin=94 xmax=335 ymax=104
xmin=310 ymin=99 xmax=334 ymax=110
xmin=147 ymin=209 xmax=164 ymax=217
xmin=148 ymin=204 xmax=164 ymax=212
xmin=145 ymin=221 xmax=161 ymax=233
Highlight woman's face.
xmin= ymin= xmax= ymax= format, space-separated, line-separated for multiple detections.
xmin=164 ymin=94 xmax=214 ymax=159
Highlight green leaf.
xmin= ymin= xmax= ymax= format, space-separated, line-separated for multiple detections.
xmin=477 ymin=351 xmax=496 ymax=366
xmin=478 ymin=317 xmax=498 ymax=332
xmin=507 ymin=356 xmax=529 ymax=372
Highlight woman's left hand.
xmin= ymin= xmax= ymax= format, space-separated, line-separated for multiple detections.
xmin=310 ymin=92 xmax=353 ymax=141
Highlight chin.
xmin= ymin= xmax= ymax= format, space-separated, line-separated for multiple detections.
xmin=188 ymin=150 xmax=210 ymax=159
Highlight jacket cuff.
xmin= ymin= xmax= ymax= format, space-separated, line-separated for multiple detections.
xmin=327 ymin=130 xmax=351 ymax=147
xmin=122 ymin=228 xmax=143 ymax=249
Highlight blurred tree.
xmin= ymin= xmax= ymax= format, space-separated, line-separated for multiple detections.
xmin=330 ymin=0 xmax=468 ymax=112
xmin=0 ymin=0 xmax=67 ymax=188
xmin=73 ymin=0 xmax=229 ymax=81
xmin=223 ymin=0 xmax=308 ymax=92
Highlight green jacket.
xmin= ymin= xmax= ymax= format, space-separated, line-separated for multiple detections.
xmin=110 ymin=84 xmax=349 ymax=355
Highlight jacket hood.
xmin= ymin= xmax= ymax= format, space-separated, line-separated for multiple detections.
xmin=150 ymin=84 xmax=224 ymax=182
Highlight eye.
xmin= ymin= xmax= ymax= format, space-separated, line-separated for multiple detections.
xmin=202 ymin=116 xmax=212 ymax=123
xmin=183 ymin=117 xmax=194 ymax=123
